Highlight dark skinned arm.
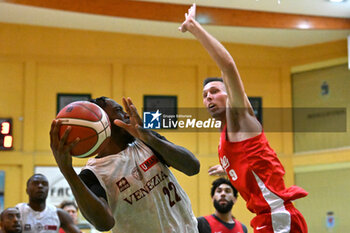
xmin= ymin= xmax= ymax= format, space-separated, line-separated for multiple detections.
xmin=57 ymin=208 xmax=80 ymax=233
xmin=115 ymin=97 xmax=200 ymax=176
xmin=50 ymin=120 xmax=115 ymax=231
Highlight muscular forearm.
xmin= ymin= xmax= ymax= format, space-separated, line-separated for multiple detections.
xmin=60 ymin=168 xmax=115 ymax=231
xmin=144 ymin=134 xmax=200 ymax=176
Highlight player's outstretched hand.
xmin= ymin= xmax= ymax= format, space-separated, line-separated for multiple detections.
xmin=114 ymin=97 xmax=152 ymax=142
xmin=178 ymin=3 xmax=196 ymax=32
xmin=208 ymin=164 xmax=226 ymax=176
xmin=50 ymin=120 xmax=80 ymax=172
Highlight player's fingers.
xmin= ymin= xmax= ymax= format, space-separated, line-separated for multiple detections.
xmin=208 ymin=165 xmax=218 ymax=172
xmin=129 ymin=105 xmax=143 ymax=125
xmin=126 ymin=98 xmax=136 ymax=116
xmin=128 ymin=104 xmax=137 ymax=116
xmin=122 ymin=97 xmax=131 ymax=115
xmin=67 ymin=137 xmax=80 ymax=152
xmin=51 ymin=120 xmax=63 ymax=147
xmin=209 ymin=171 xmax=219 ymax=176
xmin=190 ymin=4 xmax=196 ymax=17
xmin=50 ymin=120 xmax=58 ymax=146
xmin=114 ymin=119 xmax=128 ymax=129
xmin=126 ymin=97 xmax=134 ymax=106
xmin=59 ymin=126 xmax=71 ymax=149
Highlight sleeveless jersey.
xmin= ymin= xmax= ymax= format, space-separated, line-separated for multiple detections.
xmin=16 ymin=203 xmax=60 ymax=233
xmin=204 ymin=215 xmax=245 ymax=233
xmin=218 ymin=126 xmax=308 ymax=232
xmin=83 ymin=139 xmax=198 ymax=233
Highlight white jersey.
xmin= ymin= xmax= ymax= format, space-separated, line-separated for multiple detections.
xmin=83 ymin=139 xmax=198 ymax=233
xmin=16 ymin=203 xmax=60 ymax=233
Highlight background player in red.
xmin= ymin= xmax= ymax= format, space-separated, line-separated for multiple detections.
xmin=197 ymin=178 xmax=248 ymax=233
xmin=179 ymin=4 xmax=308 ymax=233
xmin=58 ymin=201 xmax=80 ymax=233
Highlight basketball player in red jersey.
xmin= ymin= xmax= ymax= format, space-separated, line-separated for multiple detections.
xmin=179 ymin=4 xmax=308 ymax=233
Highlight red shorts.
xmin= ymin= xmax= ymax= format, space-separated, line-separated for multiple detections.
xmin=251 ymin=203 xmax=308 ymax=233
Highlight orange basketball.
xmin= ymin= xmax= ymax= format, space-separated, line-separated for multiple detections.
xmin=56 ymin=101 xmax=111 ymax=158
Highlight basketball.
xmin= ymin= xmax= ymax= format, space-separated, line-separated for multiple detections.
xmin=56 ymin=101 xmax=111 ymax=158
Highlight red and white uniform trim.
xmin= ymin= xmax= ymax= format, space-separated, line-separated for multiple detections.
xmin=218 ymin=125 xmax=308 ymax=233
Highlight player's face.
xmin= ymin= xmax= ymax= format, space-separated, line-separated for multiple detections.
xmin=26 ymin=175 xmax=49 ymax=202
xmin=63 ymin=205 xmax=78 ymax=224
xmin=212 ymin=184 xmax=236 ymax=214
xmin=103 ymin=99 xmax=134 ymax=144
xmin=0 ymin=208 xmax=22 ymax=233
xmin=103 ymin=99 xmax=130 ymax=124
xmin=203 ymin=81 xmax=227 ymax=119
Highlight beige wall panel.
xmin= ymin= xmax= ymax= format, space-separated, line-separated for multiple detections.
xmin=0 ymin=165 xmax=22 ymax=208
xmin=295 ymin=168 xmax=350 ymax=233
xmin=0 ymin=22 xmax=346 ymax=232
xmin=0 ymin=62 xmax=24 ymax=151
xmin=123 ymin=64 xmax=198 ymax=152
xmin=293 ymin=64 xmax=350 ymax=152
xmin=35 ymin=62 xmax=113 ymax=151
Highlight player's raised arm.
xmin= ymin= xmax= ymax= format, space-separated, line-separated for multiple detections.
xmin=179 ymin=4 xmax=249 ymax=111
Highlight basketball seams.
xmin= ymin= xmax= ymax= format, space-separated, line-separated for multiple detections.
xmin=59 ymin=118 xmax=104 ymax=133
xmin=56 ymin=101 xmax=111 ymax=158
xmin=76 ymin=102 xmax=102 ymax=121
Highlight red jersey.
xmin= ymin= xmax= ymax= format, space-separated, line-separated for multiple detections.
xmin=218 ymin=126 xmax=308 ymax=232
xmin=204 ymin=215 xmax=245 ymax=233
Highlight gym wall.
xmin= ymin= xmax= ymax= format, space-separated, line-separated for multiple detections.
xmin=0 ymin=22 xmax=348 ymax=232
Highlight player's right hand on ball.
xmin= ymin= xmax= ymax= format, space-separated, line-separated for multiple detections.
xmin=50 ymin=120 xmax=80 ymax=171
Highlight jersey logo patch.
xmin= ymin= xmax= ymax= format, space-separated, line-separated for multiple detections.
xmin=116 ymin=177 xmax=130 ymax=192
xmin=132 ymin=166 xmax=143 ymax=180
xmin=34 ymin=223 xmax=43 ymax=231
xmin=220 ymin=155 xmax=230 ymax=170
xmin=24 ymin=224 xmax=31 ymax=231
xmin=45 ymin=225 xmax=58 ymax=230
xmin=139 ymin=155 xmax=159 ymax=172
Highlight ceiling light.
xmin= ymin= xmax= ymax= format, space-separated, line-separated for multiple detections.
xmin=196 ymin=14 xmax=211 ymax=24
xmin=297 ymin=22 xmax=311 ymax=29
xmin=328 ymin=0 xmax=346 ymax=3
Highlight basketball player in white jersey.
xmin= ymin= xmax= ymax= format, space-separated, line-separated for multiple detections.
xmin=0 ymin=207 xmax=22 ymax=233
xmin=16 ymin=174 xmax=80 ymax=233
xmin=50 ymin=97 xmax=200 ymax=233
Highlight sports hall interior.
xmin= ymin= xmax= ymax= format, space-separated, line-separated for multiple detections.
xmin=0 ymin=1 xmax=349 ymax=232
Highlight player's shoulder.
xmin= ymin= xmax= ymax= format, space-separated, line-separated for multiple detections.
xmin=45 ymin=203 xmax=58 ymax=211
xmin=15 ymin=202 xmax=26 ymax=211
xmin=196 ymin=216 xmax=211 ymax=233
